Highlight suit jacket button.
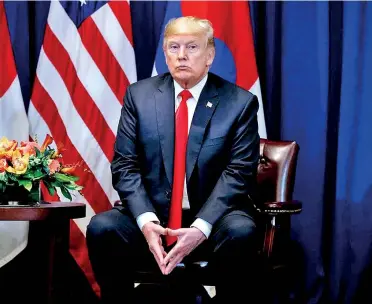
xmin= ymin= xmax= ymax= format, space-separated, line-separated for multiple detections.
xmin=165 ymin=191 xmax=171 ymax=200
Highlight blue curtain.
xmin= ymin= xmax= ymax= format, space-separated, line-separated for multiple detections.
xmin=250 ymin=2 xmax=372 ymax=303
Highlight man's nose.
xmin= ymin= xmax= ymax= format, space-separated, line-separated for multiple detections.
xmin=177 ymin=46 xmax=187 ymax=59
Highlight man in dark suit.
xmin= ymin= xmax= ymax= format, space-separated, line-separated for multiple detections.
xmin=86 ymin=16 xmax=260 ymax=304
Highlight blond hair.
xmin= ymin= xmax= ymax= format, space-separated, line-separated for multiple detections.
xmin=163 ymin=16 xmax=215 ymax=48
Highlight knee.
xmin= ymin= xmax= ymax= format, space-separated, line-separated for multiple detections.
xmin=225 ymin=218 xmax=256 ymax=244
xmin=86 ymin=212 xmax=116 ymax=241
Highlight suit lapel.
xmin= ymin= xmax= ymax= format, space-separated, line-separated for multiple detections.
xmin=186 ymin=77 xmax=219 ymax=182
xmin=155 ymin=75 xmax=175 ymax=187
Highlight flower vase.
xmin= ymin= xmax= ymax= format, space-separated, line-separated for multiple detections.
xmin=0 ymin=182 xmax=41 ymax=206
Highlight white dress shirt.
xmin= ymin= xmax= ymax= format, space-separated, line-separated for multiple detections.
xmin=136 ymin=74 xmax=213 ymax=238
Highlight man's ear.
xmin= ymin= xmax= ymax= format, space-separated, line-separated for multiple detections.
xmin=206 ymin=47 xmax=215 ymax=67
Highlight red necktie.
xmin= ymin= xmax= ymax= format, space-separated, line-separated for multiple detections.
xmin=166 ymin=89 xmax=192 ymax=246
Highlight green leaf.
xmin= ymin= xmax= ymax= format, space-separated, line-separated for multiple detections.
xmin=55 ymin=172 xmax=79 ymax=182
xmin=60 ymin=186 xmax=72 ymax=201
xmin=42 ymin=180 xmax=55 ymax=196
xmin=23 ymin=169 xmax=45 ymax=180
xmin=33 ymin=169 xmax=46 ymax=180
xmin=64 ymin=182 xmax=83 ymax=191
xmin=43 ymin=148 xmax=53 ymax=158
xmin=18 ymin=180 xmax=33 ymax=191
xmin=0 ymin=172 xmax=7 ymax=183
xmin=47 ymin=186 xmax=55 ymax=196
xmin=50 ymin=180 xmax=63 ymax=188
xmin=34 ymin=147 xmax=41 ymax=158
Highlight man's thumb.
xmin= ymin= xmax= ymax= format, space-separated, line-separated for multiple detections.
xmin=154 ymin=225 xmax=167 ymax=235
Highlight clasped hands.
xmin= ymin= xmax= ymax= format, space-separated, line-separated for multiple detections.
xmin=142 ymin=222 xmax=206 ymax=275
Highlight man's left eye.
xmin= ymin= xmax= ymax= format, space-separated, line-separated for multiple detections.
xmin=187 ymin=45 xmax=198 ymax=52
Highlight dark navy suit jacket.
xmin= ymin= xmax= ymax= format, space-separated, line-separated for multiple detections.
xmin=111 ymin=72 xmax=260 ymax=227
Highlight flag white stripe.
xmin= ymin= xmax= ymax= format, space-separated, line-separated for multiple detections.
xmin=0 ymin=75 xmax=29 ymax=268
xmin=47 ymin=1 xmax=122 ymax=135
xmin=28 ymin=102 xmax=57 ymax=149
xmin=92 ymin=4 xmax=137 ymax=84
xmin=36 ymin=48 xmax=120 ymax=204
xmin=151 ymin=64 xmax=158 ymax=77
xmin=249 ymin=79 xmax=267 ymax=139
xmin=0 ymin=76 xmax=29 ymax=141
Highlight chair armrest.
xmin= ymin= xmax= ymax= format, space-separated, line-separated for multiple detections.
xmin=258 ymin=200 xmax=302 ymax=215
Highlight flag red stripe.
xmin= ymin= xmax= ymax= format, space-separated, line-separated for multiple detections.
xmin=31 ymin=76 xmax=113 ymax=214
xmin=69 ymin=221 xmax=100 ymax=297
xmin=43 ymin=24 xmax=115 ymax=161
xmin=79 ymin=18 xmax=128 ymax=105
xmin=0 ymin=2 xmax=17 ymax=97
xmin=108 ymin=1 xmax=134 ymax=46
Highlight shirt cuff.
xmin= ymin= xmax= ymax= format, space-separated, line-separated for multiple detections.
xmin=191 ymin=218 xmax=212 ymax=238
xmin=136 ymin=212 xmax=160 ymax=231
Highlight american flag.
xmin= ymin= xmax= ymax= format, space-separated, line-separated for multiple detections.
xmin=28 ymin=0 xmax=136 ymax=295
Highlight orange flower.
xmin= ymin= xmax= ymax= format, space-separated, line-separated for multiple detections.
xmin=0 ymin=158 xmax=8 ymax=173
xmin=0 ymin=137 xmax=17 ymax=160
xmin=40 ymin=134 xmax=53 ymax=152
xmin=48 ymin=159 xmax=61 ymax=174
xmin=18 ymin=141 xmax=40 ymax=156
xmin=6 ymin=150 xmax=29 ymax=175
xmin=60 ymin=166 xmax=76 ymax=174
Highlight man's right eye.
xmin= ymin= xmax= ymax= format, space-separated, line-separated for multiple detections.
xmin=169 ymin=45 xmax=179 ymax=52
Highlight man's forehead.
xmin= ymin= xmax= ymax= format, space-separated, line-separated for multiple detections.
xmin=166 ymin=34 xmax=204 ymax=44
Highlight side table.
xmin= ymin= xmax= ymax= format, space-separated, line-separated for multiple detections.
xmin=0 ymin=202 xmax=86 ymax=304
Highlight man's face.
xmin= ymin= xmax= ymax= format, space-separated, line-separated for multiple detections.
xmin=163 ymin=33 xmax=215 ymax=88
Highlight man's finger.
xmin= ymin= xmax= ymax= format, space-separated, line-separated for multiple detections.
xmin=164 ymin=243 xmax=180 ymax=265
xmin=150 ymin=244 xmax=166 ymax=274
xmin=153 ymin=225 xmax=167 ymax=235
xmin=152 ymin=251 xmax=166 ymax=274
xmin=161 ymin=246 xmax=167 ymax=257
xmin=149 ymin=242 xmax=165 ymax=266
xmin=165 ymin=253 xmax=183 ymax=275
xmin=166 ymin=228 xmax=184 ymax=237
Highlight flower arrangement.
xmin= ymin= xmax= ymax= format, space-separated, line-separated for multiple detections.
xmin=0 ymin=134 xmax=82 ymax=203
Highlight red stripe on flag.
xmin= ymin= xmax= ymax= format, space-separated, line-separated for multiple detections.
xmin=79 ymin=17 xmax=129 ymax=105
xmin=108 ymin=1 xmax=134 ymax=46
xmin=70 ymin=221 xmax=101 ymax=297
xmin=0 ymin=2 xmax=17 ymax=97
xmin=31 ymin=76 xmax=113 ymax=214
xmin=42 ymin=25 xmax=115 ymax=161
xmin=182 ymin=2 xmax=258 ymax=90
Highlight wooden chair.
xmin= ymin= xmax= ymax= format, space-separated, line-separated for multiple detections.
xmin=115 ymin=138 xmax=302 ymax=302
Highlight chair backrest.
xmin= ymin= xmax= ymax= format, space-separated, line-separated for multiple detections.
xmin=257 ymin=139 xmax=299 ymax=204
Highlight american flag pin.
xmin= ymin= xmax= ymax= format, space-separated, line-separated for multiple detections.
xmin=206 ymin=102 xmax=213 ymax=108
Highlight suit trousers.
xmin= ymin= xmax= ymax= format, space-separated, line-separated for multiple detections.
xmin=86 ymin=206 xmax=259 ymax=304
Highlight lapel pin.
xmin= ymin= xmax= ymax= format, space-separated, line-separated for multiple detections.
xmin=206 ymin=102 xmax=213 ymax=108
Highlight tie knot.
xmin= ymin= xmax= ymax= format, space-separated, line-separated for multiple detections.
xmin=179 ymin=90 xmax=192 ymax=102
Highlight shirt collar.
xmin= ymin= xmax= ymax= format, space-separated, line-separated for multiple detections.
xmin=174 ymin=73 xmax=208 ymax=102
